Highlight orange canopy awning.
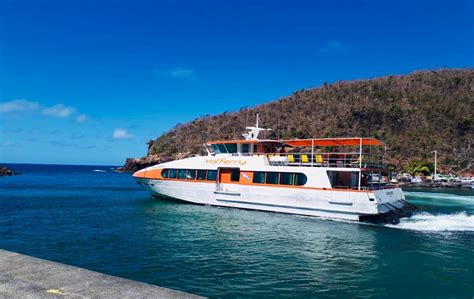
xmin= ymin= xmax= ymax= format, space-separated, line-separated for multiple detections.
xmin=206 ymin=138 xmax=384 ymax=147
xmin=207 ymin=139 xmax=281 ymax=145
xmin=283 ymin=138 xmax=384 ymax=147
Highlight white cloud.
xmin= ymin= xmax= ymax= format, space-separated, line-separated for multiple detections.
xmin=1 ymin=98 xmax=90 ymax=127
xmin=0 ymin=99 xmax=39 ymax=113
xmin=113 ymin=128 xmax=133 ymax=139
xmin=156 ymin=67 xmax=195 ymax=79
xmin=76 ymin=114 xmax=87 ymax=123
xmin=42 ymin=104 xmax=76 ymax=118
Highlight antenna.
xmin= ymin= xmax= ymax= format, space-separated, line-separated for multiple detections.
xmin=245 ymin=108 xmax=249 ymax=128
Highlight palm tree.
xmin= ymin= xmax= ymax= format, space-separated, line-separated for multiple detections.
xmin=405 ymin=160 xmax=431 ymax=176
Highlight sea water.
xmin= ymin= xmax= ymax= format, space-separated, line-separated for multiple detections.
xmin=1 ymin=164 xmax=473 ymax=298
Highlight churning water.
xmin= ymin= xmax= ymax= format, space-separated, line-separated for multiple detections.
xmin=1 ymin=164 xmax=473 ymax=298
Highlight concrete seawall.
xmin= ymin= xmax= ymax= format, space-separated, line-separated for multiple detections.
xmin=0 ymin=249 xmax=204 ymax=298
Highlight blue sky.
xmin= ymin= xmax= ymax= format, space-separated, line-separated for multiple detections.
xmin=1 ymin=0 xmax=473 ymax=165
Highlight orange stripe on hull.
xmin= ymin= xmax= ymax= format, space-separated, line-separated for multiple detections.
xmin=133 ymin=168 xmax=162 ymax=179
xmin=137 ymin=176 xmax=374 ymax=193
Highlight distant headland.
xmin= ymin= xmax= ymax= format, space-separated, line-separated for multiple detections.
xmin=120 ymin=69 xmax=473 ymax=175
xmin=0 ymin=165 xmax=15 ymax=176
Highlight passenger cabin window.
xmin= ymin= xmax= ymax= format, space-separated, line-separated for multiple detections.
xmin=327 ymin=171 xmax=359 ymax=189
xmin=252 ymin=171 xmax=307 ymax=186
xmin=230 ymin=169 xmax=240 ymax=182
xmin=242 ymin=144 xmax=249 ymax=153
xmin=266 ymin=172 xmax=279 ymax=184
xmin=162 ymin=169 xmax=217 ymax=181
xmin=197 ymin=170 xmax=207 ymax=180
xmin=279 ymin=172 xmax=293 ymax=185
xmin=207 ymin=170 xmax=217 ymax=181
xmin=294 ymin=173 xmax=307 ymax=186
xmin=186 ymin=169 xmax=196 ymax=180
xmin=168 ymin=169 xmax=177 ymax=179
xmin=253 ymin=172 xmax=265 ymax=184
xmin=160 ymin=169 xmax=307 ymax=186
xmin=178 ymin=169 xmax=187 ymax=180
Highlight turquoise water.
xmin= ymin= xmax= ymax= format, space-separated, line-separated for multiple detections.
xmin=1 ymin=164 xmax=473 ymax=298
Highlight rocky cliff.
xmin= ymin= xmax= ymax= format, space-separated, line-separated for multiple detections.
xmin=0 ymin=166 xmax=15 ymax=176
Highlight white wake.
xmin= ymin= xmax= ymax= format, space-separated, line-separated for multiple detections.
xmin=404 ymin=191 xmax=474 ymax=204
xmin=387 ymin=212 xmax=474 ymax=232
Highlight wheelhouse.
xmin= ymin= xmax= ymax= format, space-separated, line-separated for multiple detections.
xmin=206 ymin=140 xmax=284 ymax=155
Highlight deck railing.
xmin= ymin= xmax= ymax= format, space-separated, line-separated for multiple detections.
xmin=265 ymin=152 xmax=385 ymax=169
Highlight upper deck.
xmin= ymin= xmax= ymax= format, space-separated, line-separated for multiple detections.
xmin=206 ymin=137 xmax=387 ymax=170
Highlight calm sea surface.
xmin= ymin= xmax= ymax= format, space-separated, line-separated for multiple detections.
xmin=1 ymin=164 xmax=473 ymax=298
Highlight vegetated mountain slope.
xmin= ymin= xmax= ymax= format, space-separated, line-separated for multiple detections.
xmin=131 ymin=69 xmax=473 ymax=173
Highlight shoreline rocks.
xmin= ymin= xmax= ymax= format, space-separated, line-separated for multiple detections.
xmin=398 ymin=181 xmax=469 ymax=188
xmin=0 ymin=166 xmax=15 ymax=176
xmin=116 ymin=155 xmax=170 ymax=173
xmin=117 ymin=152 xmax=192 ymax=173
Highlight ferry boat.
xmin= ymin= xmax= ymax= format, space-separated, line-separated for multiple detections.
xmin=134 ymin=115 xmax=417 ymax=224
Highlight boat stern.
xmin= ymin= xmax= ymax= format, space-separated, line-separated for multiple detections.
xmin=360 ymin=188 xmax=418 ymax=224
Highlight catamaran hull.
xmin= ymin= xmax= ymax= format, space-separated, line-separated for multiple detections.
xmin=137 ymin=178 xmax=414 ymax=223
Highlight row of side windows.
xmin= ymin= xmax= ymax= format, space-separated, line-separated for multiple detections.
xmin=161 ymin=169 xmax=217 ymax=181
xmin=252 ymin=172 xmax=307 ymax=186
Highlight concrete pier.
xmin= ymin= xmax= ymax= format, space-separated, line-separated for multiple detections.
xmin=0 ymin=249 xmax=203 ymax=298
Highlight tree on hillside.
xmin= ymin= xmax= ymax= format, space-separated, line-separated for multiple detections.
xmin=146 ymin=140 xmax=155 ymax=156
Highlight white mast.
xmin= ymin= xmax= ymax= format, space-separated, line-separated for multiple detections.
xmin=242 ymin=113 xmax=270 ymax=140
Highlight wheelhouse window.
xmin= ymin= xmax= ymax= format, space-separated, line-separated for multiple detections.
xmin=207 ymin=170 xmax=217 ymax=181
xmin=226 ymin=143 xmax=238 ymax=154
xmin=242 ymin=143 xmax=249 ymax=153
xmin=216 ymin=144 xmax=227 ymax=153
xmin=265 ymin=172 xmax=279 ymax=184
xmin=211 ymin=144 xmax=221 ymax=154
xmin=161 ymin=169 xmax=169 ymax=178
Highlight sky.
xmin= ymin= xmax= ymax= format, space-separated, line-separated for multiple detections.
xmin=1 ymin=0 xmax=473 ymax=165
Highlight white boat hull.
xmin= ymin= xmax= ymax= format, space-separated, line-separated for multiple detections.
xmin=137 ymin=178 xmax=410 ymax=222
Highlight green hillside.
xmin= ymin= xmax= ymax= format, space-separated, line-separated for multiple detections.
xmin=123 ymin=69 xmax=473 ymax=173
